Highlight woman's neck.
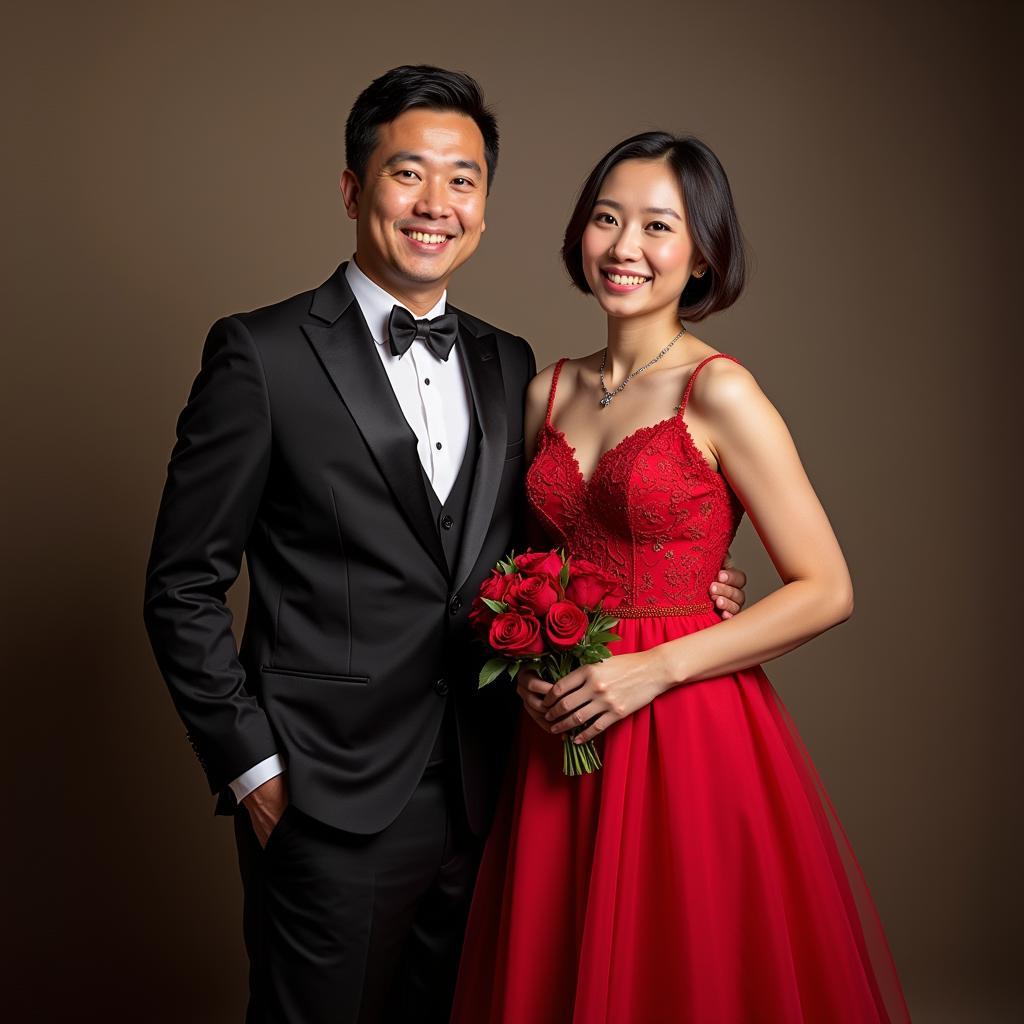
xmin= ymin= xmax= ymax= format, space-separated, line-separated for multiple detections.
xmin=604 ymin=308 xmax=686 ymax=382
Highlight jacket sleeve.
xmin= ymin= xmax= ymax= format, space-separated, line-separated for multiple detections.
xmin=521 ymin=334 xmax=537 ymax=381
xmin=143 ymin=315 xmax=278 ymax=796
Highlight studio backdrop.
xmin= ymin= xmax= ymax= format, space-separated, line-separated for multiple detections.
xmin=2 ymin=1 xmax=1019 ymax=1021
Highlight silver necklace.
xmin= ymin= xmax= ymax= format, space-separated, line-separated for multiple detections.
xmin=598 ymin=324 xmax=686 ymax=408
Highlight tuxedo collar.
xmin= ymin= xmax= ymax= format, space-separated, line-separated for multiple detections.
xmin=446 ymin=305 xmax=507 ymax=592
xmin=304 ymin=265 xmax=446 ymax=574
xmin=344 ymin=258 xmax=448 ymax=348
xmin=303 ymin=264 xmax=508 ymax=588
xmin=308 ymin=261 xmax=359 ymax=324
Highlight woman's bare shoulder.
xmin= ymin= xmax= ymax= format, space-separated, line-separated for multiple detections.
xmin=528 ymin=352 xmax=602 ymax=402
xmin=686 ymin=351 xmax=772 ymax=432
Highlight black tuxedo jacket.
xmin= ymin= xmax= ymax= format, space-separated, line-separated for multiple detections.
xmin=144 ymin=263 xmax=535 ymax=836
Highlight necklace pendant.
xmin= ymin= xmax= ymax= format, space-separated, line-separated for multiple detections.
xmin=599 ymin=393 xmax=613 ymax=408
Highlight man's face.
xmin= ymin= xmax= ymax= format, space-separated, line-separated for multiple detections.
xmin=341 ymin=108 xmax=488 ymax=301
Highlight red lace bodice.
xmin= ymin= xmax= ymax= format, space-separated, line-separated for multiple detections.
xmin=526 ymin=354 xmax=744 ymax=617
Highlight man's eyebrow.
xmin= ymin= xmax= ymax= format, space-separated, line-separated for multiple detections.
xmin=594 ymin=198 xmax=683 ymax=220
xmin=381 ymin=150 xmax=424 ymax=168
xmin=381 ymin=152 xmax=483 ymax=176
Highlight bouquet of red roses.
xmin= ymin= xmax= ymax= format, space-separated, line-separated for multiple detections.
xmin=470 ymin=549 xmax=623 ymax=775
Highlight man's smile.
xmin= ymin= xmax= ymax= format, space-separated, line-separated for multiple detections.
xmin=400 ymin=226 xmax=456 ymax=250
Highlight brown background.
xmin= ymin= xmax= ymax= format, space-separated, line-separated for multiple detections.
xmin=3 ymin=1 xmax=1020 ymax=1020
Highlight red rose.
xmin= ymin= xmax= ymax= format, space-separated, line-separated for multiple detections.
xmin=545 ymin=601 xmax=589 ymax=649
xmin=507 ymin=574 xmax=560 ymax=617
xmin=481 ymin=570 xmax=518 ymax=603
xmin=565 ymin=560 xmax=625 ymax=610
xmin=470 ymin=571 xmax=521 ymax=635
xmin=468 ymin=597 xmax=493 ymax=636
xmin=568 ymin=557 xmax=604 ymax=576
xmin=489 ymin=612 xmax=545 ymax=656
xmin=515 ymin=550 xmax=565 ymax=581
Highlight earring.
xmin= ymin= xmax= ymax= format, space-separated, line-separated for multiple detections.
xmin=693 ymin=267 xmax=706 ymax=279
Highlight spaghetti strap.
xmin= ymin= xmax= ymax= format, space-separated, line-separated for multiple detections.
xmin=678 ymin=353 xmax=741 ymax=418
xmin=546 ymin=358 xmax=568 ymax=427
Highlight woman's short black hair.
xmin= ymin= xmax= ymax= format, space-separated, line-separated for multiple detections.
xmin=345 ymin=65 xmax=499 ymax=191
xmin=562 ymin=132 xmax=746 ymax=321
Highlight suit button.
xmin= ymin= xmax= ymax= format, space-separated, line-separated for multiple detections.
xmin=440 ymin=514 xmax=454 ymax=530
xmin=449 ymin=594 xmax=462 ymax=615
xmin=434 ymin=677 xmax=449 ymax=696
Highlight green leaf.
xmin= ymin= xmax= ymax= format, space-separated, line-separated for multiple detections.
xmin=508 ymin=660 xmax=522 ymax=680
xmin=559 ymin=559 xmax=571 ymax=591
xmin=589 ymin=630 xmax=620 ymax=645
xmin=482 ymin=598 xmax=508 ymax=614
xmin=478 ymin=658 xmax=507 ymax=688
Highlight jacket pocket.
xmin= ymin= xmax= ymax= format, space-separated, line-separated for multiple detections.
xmin=259 ymin=666 xmax=372 ymax=782
xmin=260 ymin=665 xmax=369 ymax=686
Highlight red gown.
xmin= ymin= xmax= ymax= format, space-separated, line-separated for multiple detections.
xmin=451 ymin=355 xmax=910 ymax=1023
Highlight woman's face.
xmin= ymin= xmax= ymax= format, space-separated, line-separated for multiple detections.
xmin=580 ymin=158 xmax=704 ymax=320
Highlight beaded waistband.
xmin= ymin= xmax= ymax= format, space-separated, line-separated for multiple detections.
xmin=612 ymin=601 xmax=715 ymax=618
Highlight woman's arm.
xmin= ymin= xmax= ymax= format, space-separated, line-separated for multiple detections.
xmin=524 ymin=361 xmax=557 ymax=464
xmin=542 ymin=358 xmax=853 ymax=742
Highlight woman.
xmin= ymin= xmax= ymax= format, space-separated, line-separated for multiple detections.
xmin=451 ymin=133 xmax=910 ymax=1022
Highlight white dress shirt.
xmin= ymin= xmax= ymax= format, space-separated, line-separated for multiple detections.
xmin=229 ymin=258 xmax=473 ymax=803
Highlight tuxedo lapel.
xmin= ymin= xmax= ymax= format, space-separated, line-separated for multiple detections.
xmin=301 ymin=266 xmax=447 ymax=575
xmin=452 ymin=312 xmax=508 ymax=594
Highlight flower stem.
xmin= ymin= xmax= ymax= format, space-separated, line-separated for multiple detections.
xmin=563 ymin=731 xmax=602 ymax=776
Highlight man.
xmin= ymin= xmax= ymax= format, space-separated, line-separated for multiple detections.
xmin=144 ymin=65 xmax=747 ymax=1023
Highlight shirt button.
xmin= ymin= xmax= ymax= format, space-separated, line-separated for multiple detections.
xmin=424 ymin=378 xmax=431 ymax=385
xmin=449 ymin=595 xmax=462 ymax=615
xmin=440 ymin=514 xmax=454 ymax=530
xmin=436 ymin=442 xmax=443 ymax=450
xmin=434 ymin=677 xmax=449 ymax=697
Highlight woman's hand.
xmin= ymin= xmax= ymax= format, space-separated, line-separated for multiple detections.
xmin=516 ymin=670 xmax=557 ymax=733
xmin=540 ymin=650 xmax=670 ymax=745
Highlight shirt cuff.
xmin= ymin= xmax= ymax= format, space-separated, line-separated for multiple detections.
xmin=229 ymin=754 xmax=285 ymax=804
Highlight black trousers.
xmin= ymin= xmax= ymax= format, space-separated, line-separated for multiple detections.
xmin=234 ymin=764 xmax=481 ymax=1023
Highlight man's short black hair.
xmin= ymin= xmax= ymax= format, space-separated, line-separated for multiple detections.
xmin=345 ymin=65 xmax=499 ymax=191
xmin=562 ymin=132 xmax=747 ymax=321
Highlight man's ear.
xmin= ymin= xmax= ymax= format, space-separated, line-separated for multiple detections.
xmin=339 ymin=169 xmax=361 ymax=221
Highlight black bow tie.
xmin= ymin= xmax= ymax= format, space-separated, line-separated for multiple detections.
xmin=387 ymin=306 xmax=459 ymax=361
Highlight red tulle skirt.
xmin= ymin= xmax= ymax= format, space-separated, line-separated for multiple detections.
xmin=451 ymin=612 xmax=910 ymax=1023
